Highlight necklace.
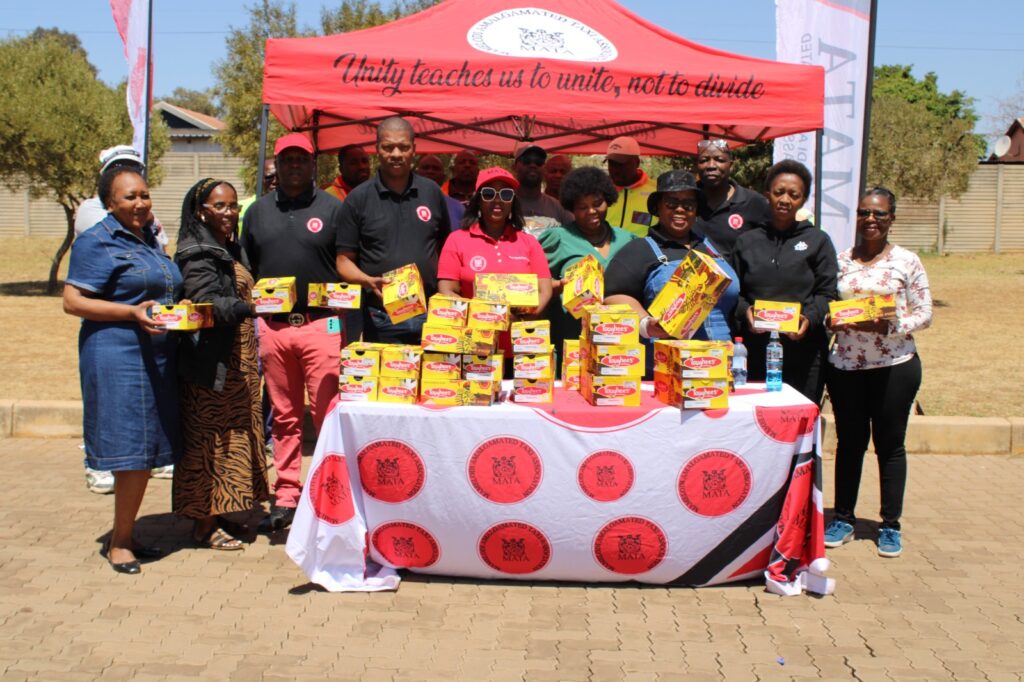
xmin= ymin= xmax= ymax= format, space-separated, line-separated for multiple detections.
xmin=584 ymin=224 xmax=611 ymax=247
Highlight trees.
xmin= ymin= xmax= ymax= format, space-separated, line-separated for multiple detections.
xmin=0 ymin=29 xmax=168 ymax=293
xmin=866 ymin=65 xmax=983 ymax=200
xmin=162 ymin=86 xmax=222 ymax=118
xmin=215 ymin=0 xmax=439 ymax=193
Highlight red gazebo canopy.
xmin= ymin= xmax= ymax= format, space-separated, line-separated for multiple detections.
xmin=263 ymin=0 xmax=824 ymax=156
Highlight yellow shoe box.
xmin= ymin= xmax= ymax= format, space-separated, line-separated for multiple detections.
xmin=585 ymin=342 xmax=645 ymax=377
xmin=421 ymin=324 xmax=465 ymax=353
xmin=581 ymin=372 xmax=642 ymax=407
xmin=421 ymin=379 xmax=496 ymax=406
xmin=513 ymin=352 xmax=554 ymax=379
xmin=420 ymin=353 xmax=461 ymax=381
xmin=427 ymin=293 xmax=470 ymax=327
xmin=653 ymin=371 xmax=681 ymax=407
xmin=149 ymin=303 xmax=213 ymax=330
xmin=252 ymin=277 xmax=297 ymax=314
xmin=382 ymin=264 xmax=426 ymax=324
xmin=680 ymin=379 xmax=730 ymax=409
xmin=462 ymin=354 xmax=503 ymax=382
xmin=376 ymin=376 xmax=419 ymax=403
xmin=829 ymin=294 xmax=896 ymax=325
xmin=474 ymin=273 xmax=540 ymax=308
xmin=467 ymin=299 xmax=510 ymax=331
xmin=582 ymin=305 xmax=640 ymax=344
xmin=647 ymin=249 xmax=732 ymax=339
xmin=340 ymin=343 xmax=381 ymax=377
xmin=308 ymin=282 xmax=361 ymax=309
xmin=752 ymin=300 xmax=802 ymax=333
xmin=379 ymin=345 xmax=422 ymax=379
xmin=512 ymin=378 xmax=553 ymax=403
xmin=510 ymin=320 xmax=551 ymax=354
xmin=561 ymin=255 xmax=604 ymax=319
xmin=338 ymin=375 xmax=378 ymax=402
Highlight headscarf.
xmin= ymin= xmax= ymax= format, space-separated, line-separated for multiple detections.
xmin=178 ymin=177 xmax=237 ymax=244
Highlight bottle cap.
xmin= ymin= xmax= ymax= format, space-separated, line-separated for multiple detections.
xmin=734 ymin=337 xmax=743 ymax=343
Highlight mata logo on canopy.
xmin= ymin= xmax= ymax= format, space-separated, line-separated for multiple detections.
xmin=467 ymin=7 xmax=617 ymax=62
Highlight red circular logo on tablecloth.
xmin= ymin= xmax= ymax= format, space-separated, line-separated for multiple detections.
xmin=677 ymin=449 xmax=752 ymax=517
xmin=416 ymin=206 xmax=432 ymax=222
xmin=357 ymin=439 xmax=425 ymax=503
xmin=728 ymin=213 xmax=744 ymax=230
xmin=593 ymin=516 xmax=667 ymax=574
xmin=478 ymin=521 xmax=551 ymax=574
xmin=307 ymin=453 xmax=355 ymax=525
xmin=754 ymin=405 xmax=818 ymax=444
xmin=577 ymin=450 xmax=634 ymax=502
xmin=306 ymin=217 xmax=324 ymax=233
xmin=468 ymin=436 xmax=542 ymax=504
xmin=371 ymin=521 xmax=440 ymax=568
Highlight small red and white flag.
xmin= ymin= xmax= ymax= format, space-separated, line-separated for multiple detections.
xmin=109 ymin=0 xmax=152 ymax=161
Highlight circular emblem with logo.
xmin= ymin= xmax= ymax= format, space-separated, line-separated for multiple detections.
xmin=467 ymin=436 xmax=542 ymax=504
xmin=469 ymin=255 xmax=487 ymax=272
xmin=371 ymin=521 xmax=440 ymax=568
xmin=728 ymin=213 xmax=744 ymax=230
xmin=593 ymin=516 xmax=667 ymax=574
xmin=306 ymin=217 xmax=324 ymax=233
xmin=478 ymin=520 xmax=551 ymax=574
xmin=357 ymin=439 xmax=425 ymax=503
xmin=307 ymin=453 xmax=356 ymax=525
xmin=677 ymin=449 xmax=752 ymax=517
xmin=467 ymin=8 xmax=618 ymax=63
xmin=754 ymin=405 xmax=818 ymax=444
xmin=416 ymin=206 xmax=432 ymax=222
xmin=577 ymin=450 xmax=634 ymax=502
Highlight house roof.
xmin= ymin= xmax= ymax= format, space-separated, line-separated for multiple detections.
xmin=154 ymin=101 xmax=225 ymax=131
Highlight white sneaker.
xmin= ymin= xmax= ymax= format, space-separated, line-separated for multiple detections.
xmin=85 ymin=468 xmax=115 ymax=494
xmin=151 ymin=465 xmax=174 ymax=479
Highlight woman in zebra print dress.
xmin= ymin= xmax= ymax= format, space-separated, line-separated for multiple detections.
xmin=173 ymin=178 xmax=269 ymax=549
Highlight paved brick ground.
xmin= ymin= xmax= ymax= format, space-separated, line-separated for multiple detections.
xmin=1 ymin=438 xmax=1022 ymax=681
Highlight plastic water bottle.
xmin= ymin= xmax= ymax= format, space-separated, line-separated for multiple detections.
xmin=731 ymin=337 xmax=748 ymax=387
xmin=766 ymin=331 xmax=783 ymax=392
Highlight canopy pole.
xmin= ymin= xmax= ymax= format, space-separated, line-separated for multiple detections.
xmin=859 ymin=0 xmax=879 ymax=194
xmin=141 ymin=0 xmax=154 ymax=175
xmin=814 ymin=128 xmax=824 ymax=225
xmin=256 ymin=104 xmax=270 ymax=196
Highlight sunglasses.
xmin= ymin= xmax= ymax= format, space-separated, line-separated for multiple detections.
xmin=697 ymin=139 xmax=729 ymax=152
xmin=203 ymin=202 xmax=241 ymax=213
xmin=662 ymin=199 xmax=698 ymax=212
xmin=479 ymin=187 xmax=515 ymax=202
xmin=856 ymin=209 xmax=891 ymax=219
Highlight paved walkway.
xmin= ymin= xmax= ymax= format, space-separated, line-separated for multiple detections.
xmin=1 ymin=438 xmax=1022 ymax=681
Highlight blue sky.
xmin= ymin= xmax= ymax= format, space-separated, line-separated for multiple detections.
xmin=4 ymin=1 xmax=1022 ymax=135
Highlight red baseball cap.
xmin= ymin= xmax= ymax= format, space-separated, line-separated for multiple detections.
xmin=475 ymin=166 xmax=520 ymax=191
xmin=274 ymin=133 xmax=314 ymax=156
xmin=606 ymin=136 xmax=641 ymax=160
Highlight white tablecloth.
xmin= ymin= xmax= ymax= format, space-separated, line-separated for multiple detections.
xmin=286 ymin=383 xmax=827 ymax=594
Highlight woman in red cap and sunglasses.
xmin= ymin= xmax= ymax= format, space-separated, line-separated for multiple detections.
xmin=437 ymin=166 xmax=553 ymax=354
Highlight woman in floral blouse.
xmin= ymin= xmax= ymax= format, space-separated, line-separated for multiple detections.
xmin=823 ymin=187 xmax=932 ymax=559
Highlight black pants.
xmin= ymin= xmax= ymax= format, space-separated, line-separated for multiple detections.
xmin=826 ymin=354 xmax=921 ymax=530
xmin=747 ymin=330 xmax=828 ymax=404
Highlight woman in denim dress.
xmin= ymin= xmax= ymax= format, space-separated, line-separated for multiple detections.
xmin=64 ymin=167 xmax=183 ymax=574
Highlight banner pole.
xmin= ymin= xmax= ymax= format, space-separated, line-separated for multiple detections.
xmin=814 ymin=128 xmax=824 ymax=225
xmin=141 ymin=0 xmax=154 ymax=175
xmin=257 ymin=103 xmax=270 ymax=195
xmin=858 ymin=0 xmax=879 ymax=194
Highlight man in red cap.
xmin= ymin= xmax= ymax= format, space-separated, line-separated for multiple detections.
xmin=605 ymin=136 xmax=658 ymax=238
xmin=240 ymin=133 xmax=346 ymax=532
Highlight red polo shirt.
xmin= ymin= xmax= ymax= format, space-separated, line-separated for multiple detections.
xmin=437 ymin=222 xmax=551 ymax=297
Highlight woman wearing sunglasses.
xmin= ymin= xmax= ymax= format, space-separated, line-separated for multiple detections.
xmin=173 ymin=178 xmax=269 ymax=551
xmin=824 ymin=187 xmax=932 ymax=559
xmin=437 ymin=166 xmax=553 ymax=354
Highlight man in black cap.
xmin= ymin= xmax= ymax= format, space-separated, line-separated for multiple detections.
xmin=513 ymin=142 xmax=572 ymax=237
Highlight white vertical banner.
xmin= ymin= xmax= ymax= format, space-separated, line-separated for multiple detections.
xmin=110 ymin=0 xmax=152 ymax=161
xmin=773 ymin=0 xmax=873 ymax=253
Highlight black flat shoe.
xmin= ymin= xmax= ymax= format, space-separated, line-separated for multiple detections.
xmin=257 ymin=505 xmax=295 ymax=533
xmin=131 ymin=545 xmax=164 ymax=560
xmin=106 ymin=554 xmax=141 ymax=575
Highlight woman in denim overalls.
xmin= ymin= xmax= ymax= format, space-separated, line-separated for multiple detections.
xmin=604 ymin=170 xmax=739 ymax=377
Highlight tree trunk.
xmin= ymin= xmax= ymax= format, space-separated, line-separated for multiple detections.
xmin=47 ymin=201 xmax=78 ymax=295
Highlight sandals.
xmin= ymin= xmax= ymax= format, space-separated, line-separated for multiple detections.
xmin=193 ymin=523 xmax=244 ymax=551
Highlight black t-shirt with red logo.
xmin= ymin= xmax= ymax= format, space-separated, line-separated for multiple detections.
xmin=336 ymin=171 xmax=452 ymax=309
xmin=697 ymin=179 xmax=772 ymax=259
xmin=241 ymin=186 xmax=344 ymax=313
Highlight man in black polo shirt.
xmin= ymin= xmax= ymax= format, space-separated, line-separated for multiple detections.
xmin=695 ymin=138 xmax=772 ymax=259
xmin=241 ymin=133 xmax=344 ymax=532
xmin=336 ymin=117 xmax=451 ymax=344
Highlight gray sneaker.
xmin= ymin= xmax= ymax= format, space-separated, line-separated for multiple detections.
xmin=85 ymin=467 xmax=115 ymax=494
xmin=151 ymin=465 xmax=174 ymax=479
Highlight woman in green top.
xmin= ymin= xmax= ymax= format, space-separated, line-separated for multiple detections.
xmin=539 ymin=166 xmax=636 ymax=369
